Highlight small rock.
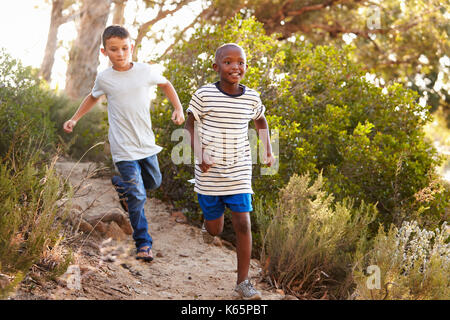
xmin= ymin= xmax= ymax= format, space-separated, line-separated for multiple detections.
xmin=102 ymin=254 xmax=116 ymax=263
xmin=283 ymin=294 xmax=299 ymax=300
xmin=179 ymin=253 xmax=189 ymax=258
xmin=105 ymin=221 xmax=127 ymax=241
xmin=78 ymin=220 xmax=94 ymax=234
xmin=276 ymin=289 xmax=285 ymax=295
xmin=156 ymin=252 xmax=163 ymax=258
xmin=213 ymin=237 xmax=222 ymax=247
xmin=93 ymin=221 xmax=108 ymax=234
xmin=171 ymin=211 xmax=187 ymax=223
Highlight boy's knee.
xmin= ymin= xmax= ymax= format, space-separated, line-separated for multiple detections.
xmin=124 ymin=184 xmax=146 ymax=209
xmin=144 ymin=173 xmax=162 ymax=190
xmin=154 ymin=174 xmax=162 ymax=189
xmin=233 ymin=214 xmax=251 ymax=234
xmin=205 ymin=219 xmax=223 ymax=236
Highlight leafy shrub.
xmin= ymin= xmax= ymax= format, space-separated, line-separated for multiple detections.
xmin=353 ymin=220 xmax=449 ymax=300
xmin=0 ymin=50 xmax=73 ymax=297
xmin=152 ymin=16 xmax=447 ymax=229
xmin=0 ymin=49 xmax=56 ymax=162
xmin=48 ymin=93 xmax=109 ymax=163
xmin=255 ymin=172 xmax=377 ymax=299
xmin=0 ymin=154 xmax=72 ymax=298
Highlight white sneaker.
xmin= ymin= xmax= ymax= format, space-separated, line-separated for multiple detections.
xmin=201 ymin=222 xmax=215 ymax=244
xmin=234 ymin=279 xmax=262 ymax=300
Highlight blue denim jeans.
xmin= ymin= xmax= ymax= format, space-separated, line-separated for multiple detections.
xmin=111 ymin=154 xmax=162 ymax=250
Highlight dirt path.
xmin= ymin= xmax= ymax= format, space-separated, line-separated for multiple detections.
xmin=11 ymin=160 xmax=286 ymax=300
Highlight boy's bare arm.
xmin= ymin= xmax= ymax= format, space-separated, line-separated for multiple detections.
xmin=254 ymin=115 xmax=275 ymax=167
xmin=185 ymin=113 xmax=213 ymax=172
xmin=63 ymin=94 xmax=100 ymax=133
xmin=158 ymin=81 xmax=185 ymax=125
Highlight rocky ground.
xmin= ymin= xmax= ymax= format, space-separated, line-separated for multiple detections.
xmin=10 ymin=160 xmax=292 ymax=300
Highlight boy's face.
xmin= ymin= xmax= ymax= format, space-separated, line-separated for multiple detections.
xmin=213 ymin=46 xmax=248 ymax=85
xmin=101 ymin=36 xmax=133 ymax=70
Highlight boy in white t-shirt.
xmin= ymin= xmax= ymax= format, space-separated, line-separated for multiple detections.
xmin=63 ymin=25 xmax=184 ymax=262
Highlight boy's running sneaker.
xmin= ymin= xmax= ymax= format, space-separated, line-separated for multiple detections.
xmin=234 ymin=279 xmax=262 ymax=300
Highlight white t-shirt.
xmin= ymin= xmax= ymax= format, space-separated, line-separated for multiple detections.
xmin=91 ymin=62 xmax=167 ymax=163
xmin=186 ymin=82 xmax=266 ymax=196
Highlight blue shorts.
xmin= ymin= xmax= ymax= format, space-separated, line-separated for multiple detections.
xmin=197 ymin=193 xmax=253 ymax=221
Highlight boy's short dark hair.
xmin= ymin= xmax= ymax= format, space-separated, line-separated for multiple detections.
xmin=102 ymin=25 xmax=130 ymax=48
xmin=214 ymin=43 xmax=246 ymax=63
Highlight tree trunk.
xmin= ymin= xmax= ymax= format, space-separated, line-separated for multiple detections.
xmin=40 ymin=0 xmax=64 ymax=82
xmin=65 ymin=0 xmax=112 ymax=100
xmin=112 ymin=0 xmax=127 ymax=25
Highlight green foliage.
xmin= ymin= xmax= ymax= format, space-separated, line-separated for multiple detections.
xmin=210 ymin=0 xmax=450 ymax=118
xmin=0 ymin=49 xmax=56 ymax=163
xmin=0 ymin=50 xmax=73 ymax=298
xmin=255 ymin=172 xmax=377 ymax=299
xmin=48 ymin=93 xmax=109 ymax=162
xmin=0 ymin=155 xmax=72 ymax=298
xmin=152 ymin=16 xmax=447 ymax=228
xmin=353 ymin=220 xmax=450 ymax=300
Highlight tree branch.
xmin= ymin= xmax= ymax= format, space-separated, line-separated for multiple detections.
xmin=286 ymin=0 xmax=339 ymax=17
xmin=58 ymin=7 xmax=86 ymax=25
xmin=158 ymin=6 xmax=213 ymax=59
xmin=133 ymin=0 xmax=195 ymax=61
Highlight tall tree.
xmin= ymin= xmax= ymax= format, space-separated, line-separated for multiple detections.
xmin=112 ymin=0 xmax=127 ymax=25
xmin=65 ymin=0 xmax=112 ymax=100
xmin=39 ymin=0 xmax=82 ymax=82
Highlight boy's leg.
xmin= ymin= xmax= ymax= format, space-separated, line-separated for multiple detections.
xmin=139 ymin=154 xmax=162 ymax=191
xmin=111 ymin=176 xmax=128 ymax=212
xmin=114 ymin=160 xmax=153 ymax=253
xmin=197 ymin=194 xmax=225 ymax=236
xmin=231 ymin=211 xmax=252 ymax=284
xmin=225 ymin=193 xmax=261 ymax=300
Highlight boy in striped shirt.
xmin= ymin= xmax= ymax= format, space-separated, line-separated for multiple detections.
xmin=185 ymin=43 xmax=275 ymax=300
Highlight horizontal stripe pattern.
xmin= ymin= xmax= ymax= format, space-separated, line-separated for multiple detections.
xmin=187 ymin=83 xmax=265 ymax=195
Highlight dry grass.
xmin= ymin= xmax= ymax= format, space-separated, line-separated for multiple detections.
xmin=255 ymin=172 xmax=377 ymax=299
xmin=0 ymin=154 xmax=73 ymax=298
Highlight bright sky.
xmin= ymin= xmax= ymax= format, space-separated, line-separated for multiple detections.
xmin=0 ymin=0 xmax=203 ymax=89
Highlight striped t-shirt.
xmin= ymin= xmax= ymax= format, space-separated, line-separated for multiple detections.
xmin=186 ymin=82 xmax=266 ymax=196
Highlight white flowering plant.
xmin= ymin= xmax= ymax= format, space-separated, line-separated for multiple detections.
xmin=353 ymin=220 xmax=449 ymax=299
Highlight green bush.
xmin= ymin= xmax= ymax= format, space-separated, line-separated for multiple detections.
xmin=353 ymin=220 xmax=449 ymax=300
xmin=255 ymin=172 xmax=377 ymax=299
xmin=0 ymin=48 xmax=108 ymax=164
xmin=0 ymin=153 xmax=72 ymax=298
xmin=152 ymin=16 xmax=448 ymax=229
xmin=0 ymin=50 xmax=73 ymax=298
xmin=48 ymin=93 xmax=109 ymax=163
xmin=0 ymin=49 xmax=56 ymax=164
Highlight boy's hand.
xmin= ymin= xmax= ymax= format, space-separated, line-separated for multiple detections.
xmin=171 ymin=109 xmax=185 ymax=125
xmin=63 ymin=119 xmax=77 ymax=133
xmin=263 ymin=153 xmax=275 ymax=167
xmin=199 ymin=149 xmax=214 ymax=172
